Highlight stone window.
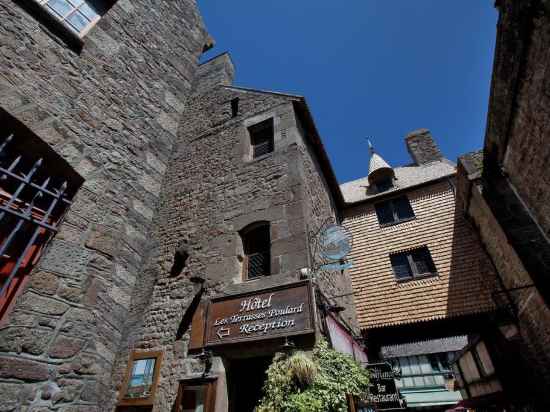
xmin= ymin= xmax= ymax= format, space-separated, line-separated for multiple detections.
xmin=248 ymin=118 xmax=274 ymax=159
xmin=240 ymin=222 xmax=270 ymax=280
xmin=390 ymin=246 xmax=436 ymax=281
xmin=0 ymin=110 xmax=82 ymax=323
xmin=375 ymin=196 xmax=415 ymax=226
xmin=231 ymin=98 xmax=239 ymax=118
xmin=34 ymin=0 xmax=106 ymax=36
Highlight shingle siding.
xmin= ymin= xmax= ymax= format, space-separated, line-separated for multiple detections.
xmin=343 ymin=180 xmax=496 ymax=330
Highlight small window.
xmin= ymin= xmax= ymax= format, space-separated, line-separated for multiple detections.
xmin=118 ymin=351 xmax=163 ymax=406
xmin=390 ymin=247 xmax=436 ymax=281
xmin=375 ymin=196 xmax=415 ymax=226
xmin=35 ymin=0 xmax=104 ymax=36
xmin=231 ymin=98 xmax=239 ymax=118
xmin=248 ymin=119 xmax=274 ymax=159
xmin=375 ymin=176 xmax=393 ymax=192
xmin=240 ymin=222 xmax=270 ymax=280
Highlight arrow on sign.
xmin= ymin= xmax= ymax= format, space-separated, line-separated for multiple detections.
xmin=216 ymin=326 xmax=230 ymax=339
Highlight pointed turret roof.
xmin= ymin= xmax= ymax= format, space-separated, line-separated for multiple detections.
xmin=367 ymin=141 xmax=394 ymax=184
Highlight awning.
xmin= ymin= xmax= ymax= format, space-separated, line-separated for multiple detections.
xmin=381 ymin=336 xmax=468 ymax=358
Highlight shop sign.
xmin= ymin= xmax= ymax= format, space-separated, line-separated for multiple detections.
xmin=365 ymin=362 xmax=405 ymax=410
xmin=205 ymin=281 xmax=314 ymax=346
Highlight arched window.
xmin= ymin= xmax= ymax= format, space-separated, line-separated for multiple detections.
xmin=240 ymin=222 xmax=270 ymax=280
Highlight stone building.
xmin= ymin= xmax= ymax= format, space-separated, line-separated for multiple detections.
xmin=451 ymin=0 xmax=550 ymax=410
xmin=0 ymin=2 xmax=361 ymax=411
xmin=340 ymin=131 xmax=498 ymax=410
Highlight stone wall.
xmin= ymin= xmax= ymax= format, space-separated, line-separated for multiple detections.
xmin=458 ymin=153 xmax=550 ymax=409
xmin=483 ymin=0 xmax=550 ymax=305
xmin=108 ymin=58 xmax=354 ymax=409
xmin=0 ymin=1 xmax=209 ymax=410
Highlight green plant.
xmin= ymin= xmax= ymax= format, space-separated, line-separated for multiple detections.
xmin=257 ymin=339 xmax=369 ymax=412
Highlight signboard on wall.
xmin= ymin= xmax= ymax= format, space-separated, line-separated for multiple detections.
xmin=365 ymin=363 xmax=405 ymax=410
xmin=205 ymin=281 xmax=315 ymax=346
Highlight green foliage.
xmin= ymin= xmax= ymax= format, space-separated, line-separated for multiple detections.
xmin=257 ymin=340 xmax=369 ymax=412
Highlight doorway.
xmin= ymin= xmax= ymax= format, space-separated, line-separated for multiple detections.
xmin=228 ymin=356 xmax=273 ymax=412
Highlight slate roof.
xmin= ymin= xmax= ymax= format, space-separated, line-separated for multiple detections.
xmin=380 ymin=336 xmax=468 ymax=358
xmin=340 ymin=159 xmax=457 ymax=204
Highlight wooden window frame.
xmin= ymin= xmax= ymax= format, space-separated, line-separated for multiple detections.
xmin=34 ymin=0 xmax=101 ymax=37
xmin=175 ymin=378 xmax=217 ymax=412
xmin=375 ymin=195 xmax=415 ymax=227
xmin=390 ymin=246 xmax=437 ymax=282
xmin=118 ymin=351 xmax=163 ymax=407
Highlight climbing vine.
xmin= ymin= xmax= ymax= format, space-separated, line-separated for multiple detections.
xmin=257 ymin=339 xmax=370 ymax=412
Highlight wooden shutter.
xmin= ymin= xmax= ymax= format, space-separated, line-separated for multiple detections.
xmin=189 ymin=302 xmax=206 ymax=351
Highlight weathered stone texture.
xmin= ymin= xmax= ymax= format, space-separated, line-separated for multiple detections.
xmin=0 ymin=0 xmax=209 ymax=410
xmin=465 ymin=181 xmax=550 ymax=404
xmin=108 ymin=56 xmax=352 ymax=410
xmin=476 ymin=1 xmax=550 ymax=404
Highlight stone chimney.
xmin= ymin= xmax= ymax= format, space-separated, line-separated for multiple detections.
xmin=405 ymin=129 xmax=443 ymax=165
xmin=193 ymin=52 xmax=235 ymax=94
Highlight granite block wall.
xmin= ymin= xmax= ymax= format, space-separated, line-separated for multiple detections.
xmin=108 ymin=56 xmax=355 ymax=411
xmin=0 ymin=0 xmax=209 ymax=410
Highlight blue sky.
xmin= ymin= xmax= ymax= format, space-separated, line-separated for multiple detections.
xmin=199 ymin=1 xmax=498 ymax=183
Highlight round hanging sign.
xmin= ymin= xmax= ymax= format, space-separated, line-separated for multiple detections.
xmin=317 ymin=224 xmax=353 ymax=261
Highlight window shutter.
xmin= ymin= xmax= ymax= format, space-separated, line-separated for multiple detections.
xmin=390 ymin=253 xmax=412 ymax=279
xmin=394 ymin=196 xmax=415 ymax=220
xmin=375 ymin=201 xmax=394 ymax=225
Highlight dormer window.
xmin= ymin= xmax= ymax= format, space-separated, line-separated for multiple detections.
xmin=375 ymin=176 xmax=393 ymax=192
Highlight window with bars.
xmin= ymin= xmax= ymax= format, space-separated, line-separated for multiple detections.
xmin=375 ymin=195 xmax=415 ymax=226
xmin=35 ymin=0 xmax=103 ymax=36
xmin=248 ymin=118 xmax=274 ymax=159
xmin=0 ymin=113 xmax=81 ymax=323
xmin=240 ymin=222 xmax=270 ymax=280
xmin=390 ymin=246 xmax=437 ymax=281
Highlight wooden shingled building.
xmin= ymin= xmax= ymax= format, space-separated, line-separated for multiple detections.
xmin=340 ymin=130 xmax=497 ymax=410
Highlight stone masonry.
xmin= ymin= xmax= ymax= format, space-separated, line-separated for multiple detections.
xmin=109 ymin=55 xmax=357 ymax=411
xmin=0 ymin=1 xmax=210 ymax=410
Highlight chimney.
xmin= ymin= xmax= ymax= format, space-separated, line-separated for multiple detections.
xmin=194 ymin=52 xmax=235 ymax=94
xmin=405 ymin=129 xmax=443 ymax=165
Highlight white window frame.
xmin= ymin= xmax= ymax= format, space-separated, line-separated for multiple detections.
xmin=35 ymin=0 xmax=101 ymax=37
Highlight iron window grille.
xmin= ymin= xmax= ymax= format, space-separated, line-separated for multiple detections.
xmin=35 ymin=0 xmax=101 ymax=36
xmin=375 ymin=196 xmax=415 ymax=226
xmin=249 ymin=118 xmax=274 ymax=159
xmin=0 ymin=132 xmax=78 ymax=320
xmin=390 ymin=246 xmax=437 ymax=281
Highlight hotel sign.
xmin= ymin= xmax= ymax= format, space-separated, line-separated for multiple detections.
xmin=205 ymin=281 xmax=314 ymax=346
